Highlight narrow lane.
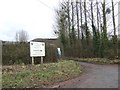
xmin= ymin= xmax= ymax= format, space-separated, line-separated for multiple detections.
xmin=53 ymin=61 xmax=118 ymax=88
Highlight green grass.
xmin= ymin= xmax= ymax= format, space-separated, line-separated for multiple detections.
xmin=66 ymin=57 xmax=120 ymax=64
xmin=2 ymin=60 xmax=83 ymax=88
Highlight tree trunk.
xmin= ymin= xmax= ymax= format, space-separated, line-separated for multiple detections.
xmin=71 ymin=2 xmax=76 ymax=45
xmin=67 ymin=0 xmax=71 ymax=39
xmin=76 ymin=1 xmax=80 ymax=39
xmin=84 ymin=0 xmax=89 ymax=44
xmin=111 ymin=0 xmax=118 ymax=56
xmin=102 ymin=0 xmax=107 ymax=40
xmin=80 ymin=0 xmax=84 ymax=40
xmin=111 ymin=0 xmax=116 ymax=36
xmin=71 ymin=2 xmax=74 ymax=29
xmin=96 ymin=0 xmax=99 ymax=32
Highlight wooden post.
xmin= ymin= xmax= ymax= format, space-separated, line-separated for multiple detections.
xmin=32 ymin=57 xmax=34 ymax=65
xmin=41 ymin=56 xmax=43 ymax=64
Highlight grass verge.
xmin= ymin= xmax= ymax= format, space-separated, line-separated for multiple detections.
xmin=66 ymin=57 xmax=120 ymax=64
xmin=2 ymin=60 xmax=83 ymax=88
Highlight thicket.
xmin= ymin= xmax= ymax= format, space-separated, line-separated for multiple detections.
xmin=54 ymin=1 xmax=120 ymax=59
xmin=2 ymin=43 xmax=58 ymax=65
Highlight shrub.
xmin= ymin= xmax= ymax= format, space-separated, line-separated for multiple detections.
xmin=2 ymin=43 xmax=58 ymax=65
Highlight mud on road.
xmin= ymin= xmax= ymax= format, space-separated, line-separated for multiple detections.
xmin=50 ymin=61 xmax=118 ymax=88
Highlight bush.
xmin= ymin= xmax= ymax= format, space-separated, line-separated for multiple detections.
xmin=2 ymin=43 xmax=58 ymax=65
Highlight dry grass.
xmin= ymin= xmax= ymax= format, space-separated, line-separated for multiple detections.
xmin=2 ymin=60 xmax=83 ymax=88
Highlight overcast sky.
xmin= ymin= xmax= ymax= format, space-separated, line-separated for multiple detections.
xmin=0 ymin=0 xmax=60 ymax=41
xmin=0 ymin=0 xmax=119 ymax=41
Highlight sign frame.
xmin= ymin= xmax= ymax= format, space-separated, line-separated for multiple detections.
xmin=30 ymin=41 xmax=45 ymax=65
xmin=30 ymin=42 xmax=45 ymax=57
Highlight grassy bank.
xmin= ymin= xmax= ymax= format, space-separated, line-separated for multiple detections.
xmin=66 ymin=57 xmax=120 ymax=64
xmin=2 ymin=60 xmax=83 ymax=88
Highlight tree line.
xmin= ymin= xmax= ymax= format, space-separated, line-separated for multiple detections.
xmin=54 ymin=0 xmax=120 ymax=59
xmin=2 ymin=30 xmax=59 ymax=65
xmin=2 ymin=42 xmax=58 ymax=65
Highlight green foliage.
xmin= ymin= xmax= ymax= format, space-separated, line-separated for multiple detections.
xmin=2 ymin=61 xmax=83 ymax=88
xmin=70 ymin=26 xmax=76 ymax=46
xmin=2 ymin=43 xmax=58 ymax=65
xmin=2 ymin=43 xmax=30 ymax=65
xmin=92 ymin=25 xmax=100 ymax=57
xmin=60 ymin=32 xmax=67 ymax=48
xmin=44 ymin=43 xmax=58 ymax=63
xmin=55 ymin=1 xmax=119 ymax=60
xmin=118 ymin=40 xmax=120 ymax=58
xmin=67 ymin=57 xmax=120 ymax=64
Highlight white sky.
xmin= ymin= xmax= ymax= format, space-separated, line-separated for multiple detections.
xmin=0 ymin=0 xmax=60 ymax=41
xmin=0 ymin=0 xmax=119 ymax=41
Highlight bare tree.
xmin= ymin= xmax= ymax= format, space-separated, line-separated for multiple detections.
xmin=71 ymin=1 xmax=74 ymax=31
xmin=111 ymin=0 xmax=117 ymax=55
xmin=15 ymin=30 xmax=29 ymax=43
xmin=71 ymin=1 xmax=76 ymax=45
xmin=102 ymin=0 xmax=107 ymax=40
xmin=76 ymin=0 xmax=80 ymax=39
xmin=67 ymin=0 xmax=71 ymax=39
xmin=80 ymin=1 xmax=84 ymax=40
xmin=84 ymin=0 xmax=89 ymax=44
xmin=111 ymin=0 xmax=116 ymax=37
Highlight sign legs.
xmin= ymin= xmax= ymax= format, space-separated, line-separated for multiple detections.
xmin=32 ymin=57 xmax=34 ymax=65
xmin=31 ymin=57 xmax=43 ymax=65
xmin=41 ymin=56 xmax=43 ymax=64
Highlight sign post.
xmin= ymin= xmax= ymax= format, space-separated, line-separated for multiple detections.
xmin=30 ymin=42 xmax=45 ymax=65
xmin=32 ymin=57 xmax=34 ymax=65
xmin=41 ymin=56 xmax=43 ymax=64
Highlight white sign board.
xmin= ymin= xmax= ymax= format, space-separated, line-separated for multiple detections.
xmin=30 ymin=42 xmax=45 ymax=57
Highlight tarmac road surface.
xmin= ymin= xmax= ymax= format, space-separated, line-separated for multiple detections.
xmin=51 ymin=61 xmax=118 ymax=88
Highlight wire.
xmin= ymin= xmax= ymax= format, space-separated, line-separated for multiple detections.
xmin=37 ymin=0 xmax=54 ymax=11
xmin=108 ymin=24 xmax=120 ymax=36
xmin=107 ymin=1 xmax=119 ymax=8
